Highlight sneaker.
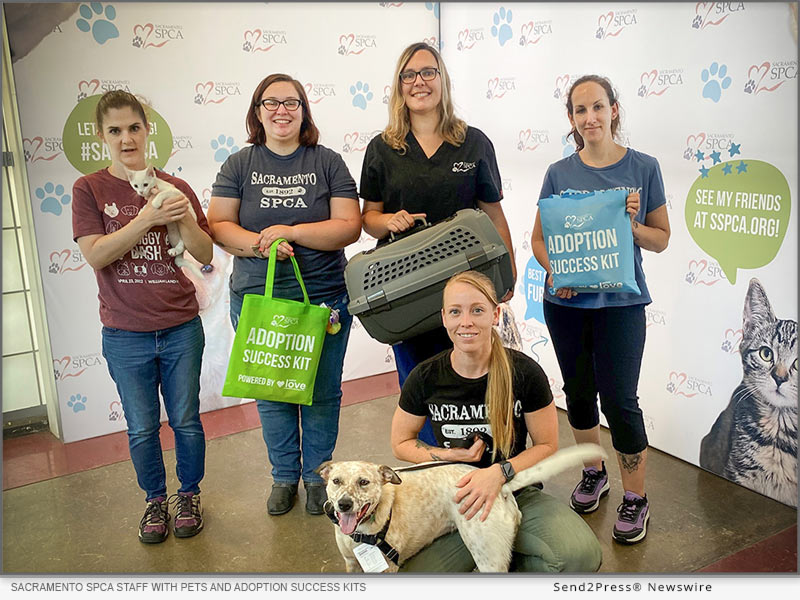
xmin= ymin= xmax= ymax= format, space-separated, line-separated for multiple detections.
xmin=139 ymin=496 xmax=169 ymax=544
xmin=267 ymin=483 xmax=298 ymax=516
xmin=169 ymin=492 xmax=203 ymax=538
xmin=612 ymin=492 xmax=650 ymax=544
xmin=305 ymin=483 xmax=327 ymax=515
xmin=570 ymin=463 xmax=609 ymax=513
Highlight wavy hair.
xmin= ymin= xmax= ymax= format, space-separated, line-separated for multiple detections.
xmin=566 ymin=74 xmax=622 ymax=152
xmin=382 ymin=42 xmax=466 ymax=153
xmin=444 ymin=271 xmax=515 ymax=461
xmin=245 ymin=73 xmax=319 ymax=146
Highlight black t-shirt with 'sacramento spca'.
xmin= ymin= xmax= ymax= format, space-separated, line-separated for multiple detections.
xmin=359 ymin=126 xmax=503 ymax=244
xmin=399 ymin=348 xmax=553 ymax=468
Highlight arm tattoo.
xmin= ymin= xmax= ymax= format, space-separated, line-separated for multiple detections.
xmin=619 ymin=452 xmax=643 ymax=473
xmin=415 ymin=438 xmax=444 ymax=461
xmin=213 ymin=240 xmax=245 ymax=252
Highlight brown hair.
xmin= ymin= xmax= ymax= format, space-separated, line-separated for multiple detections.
xmin=95 ymin=90 xmax=148 ymax=131
xmin=246 ymin=73 xmax=319 ymax=146
xmin=566 ymin=74 xmax=622 ymax=151
xmin=443 ymin=271 xmax=515 ymax=461
xmin=382 ymin=42 xmax=466 ymax=154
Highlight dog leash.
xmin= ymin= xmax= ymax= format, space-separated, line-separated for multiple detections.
xmin=324 ymin=502 xmax=400 ymax=566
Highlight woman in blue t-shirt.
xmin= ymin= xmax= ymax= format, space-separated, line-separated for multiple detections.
xmin=207 ymin=73 xmax=361 ymax=518
xmin=531 ymin=75 xmax=670 ymax=545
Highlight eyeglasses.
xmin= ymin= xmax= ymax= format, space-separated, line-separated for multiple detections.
xmin=258 ymin=98 xmax=302 ymax=111
xmin=399 ymin=68 xmax=440 ymax=84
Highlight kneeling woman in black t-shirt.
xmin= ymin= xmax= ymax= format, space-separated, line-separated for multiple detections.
xmin=390 ymin=271 xmax=602 ymax=572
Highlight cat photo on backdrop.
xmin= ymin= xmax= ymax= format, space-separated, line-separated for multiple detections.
xmin=699 ymin=278 xmax=798 ymax=507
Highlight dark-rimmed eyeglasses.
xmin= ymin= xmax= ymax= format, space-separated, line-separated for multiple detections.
xmin=258 ymin=98 xmax=302 ymax=111
xmin=399 ymin=68 xmax=440 ymax=84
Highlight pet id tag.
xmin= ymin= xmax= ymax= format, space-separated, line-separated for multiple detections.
xmin=353 ymin=543 xmax=389 ymax=573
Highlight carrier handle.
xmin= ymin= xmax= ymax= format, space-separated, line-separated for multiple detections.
xmin=388 ymin=216 xmax=429 ymax=243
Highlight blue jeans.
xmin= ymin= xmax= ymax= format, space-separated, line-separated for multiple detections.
xmin=392 ymin=326 xmax=452 ymax=445
xmin=101 ymin=316 xmax=206 ymax=501
xmin=543 ymin=301 xmax=647 ymax=454
xmin=230 ymin=290 xmax=352 ymax=485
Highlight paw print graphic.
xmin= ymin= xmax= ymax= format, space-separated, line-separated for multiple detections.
xmin=77 ymin=91 xmax=88 ymax=101
xmin=692 ymin=15 xmax=703 ymax=29
xmin=132 ymin=35 xmax=143 ymax=48
xmin=342 ymin=142 xmax=351 ymax=153
xmin=553 ymin=88 xmax=561 ymax=99
xmin=24 ymin=148 xmax=32 ymax=161
xmin=36 ymin=183 xmax=71 ymax=216
xmin=53 ymin=367 xmax=62 ymax=380
xmin=486 ymin=89 xmax=493 ymax=100
xmin=638 ymin=85 xmax=647 ymax=97
xmin=519 ymin=36 xmax=525 ymax=46
xmin=517 ymin=141 xmax=524 ymax=151
xmin=424 ymin=2 xmax=440 ymax=19
xmin=491 ymin=7 xmax=513 ymax=47
xmin=743 ymin=79 xmax=755 ymax=94
xmin=701 ymin=62 xmax=732 ymax=103
xmin=721 ymin=340 xmax=732 ymax=352
xmin=76 ymin=3 xmax=119 ymax=45
xmin=350 ymin=82 xmax=373 ymax=110
xmin=211 ymin=135 xmax=239 ymax=162
xmin=684 ymin=271 xmax=696 ymax=284
xmin=338 ymin=45 xmax=347 ymax=55
xmin=49 ymin=261 xmax=60 ymax=274
xmin=68 ymin=394 xmax=88 ymax=413
xmin=683 ymin=147 xmax=694 ymax=160
xmin=666 ymin=382 xmax=676 ymax=394
xmin=193 ymin=93 xmax=205 ymax=105
xmin=596 ymin=27 xmax=605 ymax=39
xmin=242 ymin=40 xmax=252 ymax=52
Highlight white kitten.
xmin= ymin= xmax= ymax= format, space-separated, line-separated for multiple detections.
xmin=127 ymin=166 xmax=204 ymax=278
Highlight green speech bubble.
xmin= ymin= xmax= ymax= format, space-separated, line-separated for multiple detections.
xmin=62 ymin=94 xmax=173 ymax=175
xmin=685 ymin=159 xmax=790 ymax=284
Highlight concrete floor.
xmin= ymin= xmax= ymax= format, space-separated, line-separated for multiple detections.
xmin=3 ymin=395 xmax=797 ymax=573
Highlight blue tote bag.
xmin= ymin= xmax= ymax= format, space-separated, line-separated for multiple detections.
xmin=538 ymin=188 xmax=640 ymax=294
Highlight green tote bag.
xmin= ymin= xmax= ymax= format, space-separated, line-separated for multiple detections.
xmin=222 ymin=239 xmax=331 ymax=405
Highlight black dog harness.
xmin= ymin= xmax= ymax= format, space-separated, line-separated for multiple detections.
xmin=324 ymin=502 xmax=400 ymax=565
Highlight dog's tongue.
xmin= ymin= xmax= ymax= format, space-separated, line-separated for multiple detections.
xmin=338 ymin=512 xmax=359 ymax=535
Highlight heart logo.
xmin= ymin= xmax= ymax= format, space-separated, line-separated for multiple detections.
xmin=277 ymin=380 xmax=285 ymax=388
xmin=109 ymin=400 xmax=123 ymax=421
xmin=518 ymin=129 xmax=531 ymax=148
xmin=688 ymin=258 xmax=708 ymax=277
xmin=338 ymin=33 xmax=355 ymax=54
xmin=53 ymin=356 xmax=70 ymax=380
xmin=48 ymin=249 xmax=85 ymax=274
xmin=597 ymin=11 xmax=614 ymax=32
xmin=554 ymin=74 xmax=570 ymax=98
xmin=244 ymin=29 xmax=262 ymax=49
xmin=669 ymin=371 xmax=688 ymax=391
xmin=201 ymin=188 xmax=212 ymax=209
xmin=458 ymin=28 xmax=470 ymax=45
xmin=77 ymin=79 xmax=100 ymax=96
xmin=423 ymin=37 xmax=437 ymax=47
xmin=695 ymin=2 xmax=714 ymax=25
xmin=640 ymin=69 xmax=657 ymax=89
xmin=133 ymin=23 xmax=154 ymax=46
xmin=23 ymin=136 xmax=43 ymax=162
xmin=685 ymin=132 xmax=707 ymax=152
xmin=344 ymin=132 xmax=359 ymax=151
xmin=487 ymin=77 xmax=499 ymax=96
xmin=195 ymin=81 xmax=213 ymax=102
xmin=723 ymin=328 xmax=744 ymax=353
xmin=747 ymin=61 xmax=775 ymax=93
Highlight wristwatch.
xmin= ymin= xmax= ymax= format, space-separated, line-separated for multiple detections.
xmin=499 ymin=460 xmax=515 ymax=483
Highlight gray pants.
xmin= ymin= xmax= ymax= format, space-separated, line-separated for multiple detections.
xmin=400 ymin=486 xmax=602 ymax=572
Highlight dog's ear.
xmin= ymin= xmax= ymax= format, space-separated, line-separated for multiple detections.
xmin=316 ymin=461 xmax=333 ymax=482
xmin=379 ymin=465 xmax=402 ymax=485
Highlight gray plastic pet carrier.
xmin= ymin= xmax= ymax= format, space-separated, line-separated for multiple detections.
xmin=345 ymin=208 xmax=514 ymax=345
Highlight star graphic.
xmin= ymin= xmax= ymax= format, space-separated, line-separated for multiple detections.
xmin=710 ymin=150 xmax=721 ymax=165
xmin=736 ymin=161 xmax=748 ymax=174
xmin=699 ymin=166 xmax=710 ymax=178
xmin=695 ymin=149 xmax=705 ymax=162
xmin=728 ymin=142 xmax=741 ymax=157
xmin=722 ymin=162 xmax=733 ymax=175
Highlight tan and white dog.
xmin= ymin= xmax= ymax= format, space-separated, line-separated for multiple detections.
xmin=318 ymin=444 xmax=605 ymax=572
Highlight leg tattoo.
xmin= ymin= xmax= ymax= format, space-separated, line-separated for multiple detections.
xmin=618 ymin=452 xmax=643 ymax=474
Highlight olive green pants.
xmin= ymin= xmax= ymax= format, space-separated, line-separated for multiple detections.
xmin=400 ymin=486 xmax=602 ymax=572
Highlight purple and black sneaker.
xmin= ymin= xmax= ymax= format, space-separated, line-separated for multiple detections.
xmin=570 ymin=463 xmax=609 ymax=513
xmin=612 ymin=492 xmax=650 ymax=544
xmin=139 ymin=496 xmax=169 ymax=544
